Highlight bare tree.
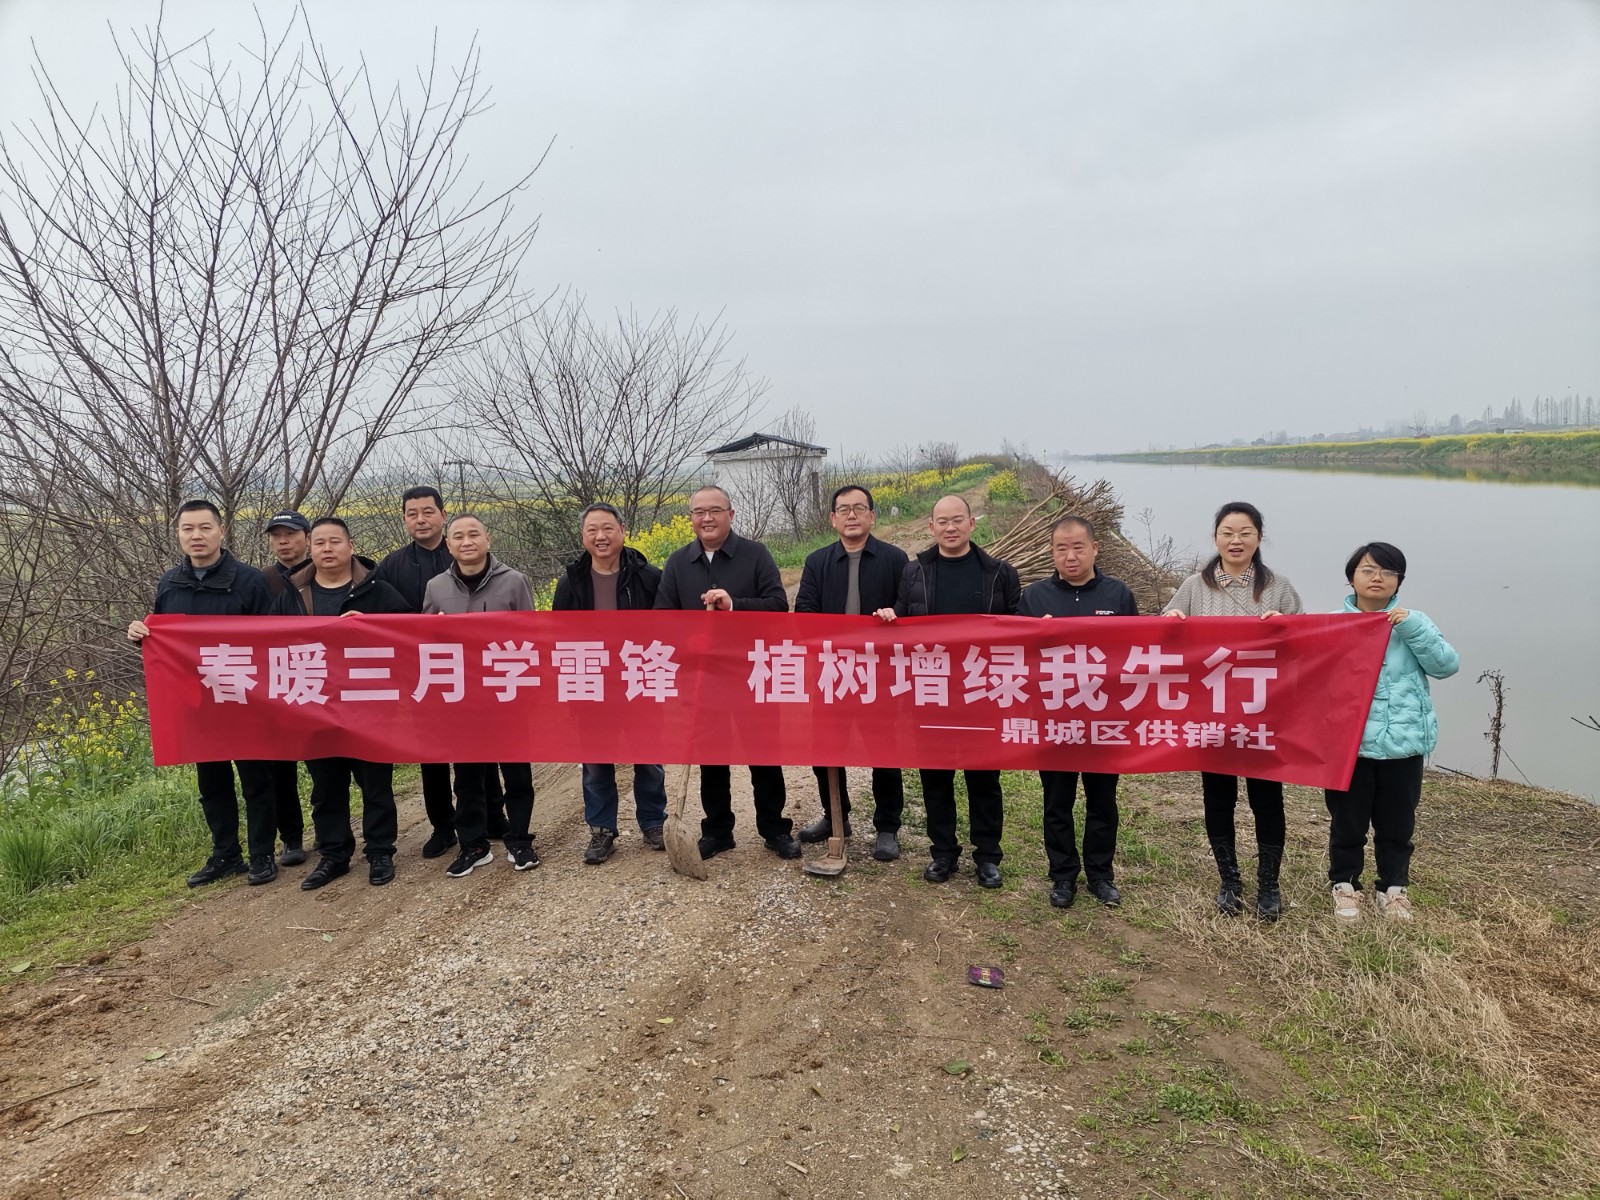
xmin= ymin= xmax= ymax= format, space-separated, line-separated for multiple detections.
xmin=0 ymin=13 xmax=540 ymax=589
xmin=919 ymin=440 xmax=962 ymax=481
xmin=456 ymin=293 xmax=764 ymax=539
xmin=739 ymin=408 xmax=826 ymax=538
xmin=1409 ymin=410 xmax=1432 ymax=438
xmin=880 ymin=443 xmax=921 ymax=487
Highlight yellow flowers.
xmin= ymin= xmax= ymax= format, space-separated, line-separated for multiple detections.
xmin=625 ymin=514 xmax=695 ymax=565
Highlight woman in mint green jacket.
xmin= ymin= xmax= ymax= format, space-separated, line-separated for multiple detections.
xmin=1324 ymin=542 xmax=1459 ymax=923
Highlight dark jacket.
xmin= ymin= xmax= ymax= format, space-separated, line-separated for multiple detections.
xmin=894 ymin=543 xmax=1021 ymax=617
xmin=552 ymin=546 xmax=662 ymax=611
xmin=422 ymin=555 xmax=535 ymax=614
xmin=794 ymin=535 xmax=908 ymax=615
xmin=271 ymin=556 xmax=410 ymax=617
xmin=371 ymin=540 xmax=454 ymax=613
xmin=654 ymin=530 xmax=787 ymax=612
xmin=1018 ymin=568 xmax=1139 ymax=618
xmin=263 ymin=557 xmax=312 ymax=598
xmin=152 ymin=548 xmax=274 ymax=617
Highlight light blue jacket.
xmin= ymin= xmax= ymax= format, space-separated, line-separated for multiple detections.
xmin=1343 ymin=595 xmax=1460 ymax=760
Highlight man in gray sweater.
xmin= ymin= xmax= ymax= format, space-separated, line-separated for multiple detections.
xmin=422 ymin=515 xmax=540 ymax=878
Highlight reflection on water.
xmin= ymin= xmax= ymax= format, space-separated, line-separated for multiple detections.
xmin=1096 ymin=456 xmax=1600 ymax=488
xmin=1071 ymin=459 xmax=1600 ymax=800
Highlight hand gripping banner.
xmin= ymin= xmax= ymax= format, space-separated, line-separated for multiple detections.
xmin=142 ymin=611 xmax=1390 ymax=789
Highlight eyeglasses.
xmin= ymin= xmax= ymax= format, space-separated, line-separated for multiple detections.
xmin=689 ymin=507 xmax=729 ymax=519
xmin=833 ymin=504 xmax=871 ymax=516
xmin=1354 ymin=567 xmax=1400 ymax=580
xmin=931 ymin=516 xmax=969 ymax=529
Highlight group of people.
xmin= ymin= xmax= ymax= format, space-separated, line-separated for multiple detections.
xmin=128 ymin=484 xmax=1457 ymax=924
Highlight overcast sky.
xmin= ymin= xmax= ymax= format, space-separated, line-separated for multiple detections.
xmin=2 ymin=0 xmax=1596 ymax=456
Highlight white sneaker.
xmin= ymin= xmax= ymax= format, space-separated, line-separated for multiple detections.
xmin=1331 ymin=882 xmax=1362 ymax=921
xmin=1375 ymin=886 xmax=1413 ymax=921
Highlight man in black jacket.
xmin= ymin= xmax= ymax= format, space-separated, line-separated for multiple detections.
xmin=370 ymin=485 xmax=505 ymax=856
xmin=128 ymin=500 xmax=280 ymax=887
xmin=654 ymin=485 xmax=797 ymax=860
xmin=875 ymin=494 xmax=1021 ymax=889
xmin=794 ymin=484 xmax=909 ymax=861
xmin=273 ymin=517 xmax=410 ymax=889
xmin=260 ymin=509 xmax=312 ymax=867
xmin=554 ymin=503 xmax=667 ymax=864
xmin=1018 ymin=516 xmax=1140 ymax=909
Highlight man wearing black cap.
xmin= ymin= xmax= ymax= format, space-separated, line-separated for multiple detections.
xmin=261 ymin=510 xmax=312 ymax=866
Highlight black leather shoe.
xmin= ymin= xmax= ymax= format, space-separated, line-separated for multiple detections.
xmin=797 ymin=816 xmax=851 ymax=844
xmin=1087 ymin=879 xmax=1122 ymax=908
xmin=975 ymin=862 xmax=1003 ymax=890
xmin=186 ymin=857 xmax=245 ymax=888
xmin=368 ymin=853 xmax=395 ymax=887
xmin=278 ymin=843 xmax=307 ymax=867
xmin=301 ymin=857 xmax=350 ymax=891
xmin=697 ymin=835 xmax=737 ymax=860
xmin=246 ymin=855 xmax=278 ymax=886
xmin=421 ymin=829 xmax=456 ymax=859
xmin=1050 ymin=880 xmax=1077 ymax=908
xmin=872 ymin=830 xmax=901 ymax=862
xmin=763 ymin=834 xmax=802 ymax=860
xmin=923 ymin=858 xmax=956 ymax=883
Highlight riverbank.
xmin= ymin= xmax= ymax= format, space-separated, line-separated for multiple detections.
xmin=1093 ymin=430 xmax=1600 ymax=484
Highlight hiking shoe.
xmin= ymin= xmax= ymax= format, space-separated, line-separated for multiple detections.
xmin=1050 ymin=880 xmax=1077 ymax=908
xmin=763 ymin=834 xmax=802 ymax=860
xmin=584 ymin=827 xmax=617 ymax=865
xmin=421 ymin=829 xmax=457 ymax=859
xmin=698 ymin=835 xmax=736 ymax=860
xmin=798 ymin=815 xmax=851 ymax=844
xmin=641 ymin=825 xmax=665 ymax=851
xmin=301 ymin=857 xmax=349 ymax=891
xmin=186 ymin=856 xmax=246 ymax=888
xmin=924 ymin=858 xmax=956 ymax=883
xmin=1087 ymin=879 xmax=1122 ymax=908
xmin=975 ymin=862 xmax=1002 ymax=890
xmin=446 ymin=847 xmax=493 ymax=878
xmin=246 ymin=855 xmax=278 ymax=886
xmin=1332 ymin=882 xmax=1362 ymax=921
xmin=1375 ymin=886 xmax=1412 ymax=921
xmin=872 ymin=830 xmax=901 ymax=862
xmin=278 ymin=843 xmax=307 ymax=867
xmin=368 ymin=853 xmax=395 ymax=887
xmin=507 ymin=844 xmax=541 ymax=872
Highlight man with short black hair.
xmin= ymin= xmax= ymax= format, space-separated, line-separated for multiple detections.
xmin=371 ymin=485 xmax=505 ymax=856
xmin=1019 ymin=515 xmax=1139 ymax=908
xmin=876 ymin=494 xmax=1021 ymax=889
xmin=794 ymin=484 xmax=909 ymax=861
xmin=260 ymin=509 xmax=312 ymax=866
xmin=553 ymin=503 xmax=667 ymax=864
xmin=655 ymin=485 xmax=797 ymax=860
xmin=422 ymin=514 xmax=541 ymax=878
xmin=128 ymin=500 xmax=280 ymax=887
xmin=273 ymin=517 xmax=410 ymax=888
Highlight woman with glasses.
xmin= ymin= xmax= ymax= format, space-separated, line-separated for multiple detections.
xmin=1324 ymin=542 xmax=1458 ymax=922
xmin=1163 ymin=501 xmax=1302 ymax=920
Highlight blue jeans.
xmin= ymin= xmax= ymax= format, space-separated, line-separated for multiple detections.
xmin=582 ymin=763 xmax=668 ymax=833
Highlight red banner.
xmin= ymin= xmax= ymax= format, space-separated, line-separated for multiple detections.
xmin=142 ymin=612 xmax=1389 ymax=788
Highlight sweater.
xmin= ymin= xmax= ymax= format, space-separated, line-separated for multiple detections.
xmin=1343 ymin=595 xmax=1459 ymax=760
xmin=1163 ymin=568 xmax=1303 ymax=618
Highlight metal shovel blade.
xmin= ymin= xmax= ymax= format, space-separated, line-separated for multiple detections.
xmin=664 ymin=763 xmax=708 ymax=880
xmin=803 ymin=766 xmax=849 ymax=877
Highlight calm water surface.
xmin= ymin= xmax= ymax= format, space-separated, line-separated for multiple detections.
xmin=1075 ymin=460 xmax=1599 ymax=800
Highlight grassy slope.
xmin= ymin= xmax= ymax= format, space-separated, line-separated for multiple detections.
xmin=1103 ymin=430 xmax=1600 ymax=474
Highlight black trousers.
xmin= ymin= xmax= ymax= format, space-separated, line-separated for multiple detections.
xmin=454 ymin=762 xmax=533 ymax=853
xmin=700 ymin=765 xmax=790 ymax=841
xmin=810 ymin=766 xmax=904 ymax=832
xmin=421 ymin=761 xmax=506 ymax=834
xmin=1040 ymin=771 xmax=1120 ymax=883
xmin=270 ymin=761 xmax=304 ymax=846
xmin=307 ymin=758 xmax=398 ymax=862
xmin=1200 ymin=772 xmax=1286 ymax=848
xmin=920 ymin=769 xmax=1004 ymax=865
xmin=1324 ymin=755 xmax=1423 ymax=892
xmin=195 ymin=760 xmax=277 ymax=862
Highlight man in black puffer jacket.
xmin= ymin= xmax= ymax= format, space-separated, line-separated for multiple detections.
xmin=128 ymin=500 xmax=279 ymax=888
xmin=553 ymin=503 xmax=666 ymax=864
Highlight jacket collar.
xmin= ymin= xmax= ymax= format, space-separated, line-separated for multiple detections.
xmin=1049 ymin=567 xmax=1104 ymax=592
xmin=916 ymin=541 xmax=994 ymax=569
xmin=828 ymin=535 xmax=883 ymax=562
xmin=176 ymin=547 xmax=239 ymax=589
xmin=693 ymin=530 xmax=744 ymax=561
xmin=448 ymin=554 xmax=505 ymax=587
xmin=566 ymin=545 xmax=645 ymax=580
xmin=288 ymin=556 xmax=374 ymax=593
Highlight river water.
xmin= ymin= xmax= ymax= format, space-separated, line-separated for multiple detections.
xmin=1072 ymin=459 xmax=1598 ymax=800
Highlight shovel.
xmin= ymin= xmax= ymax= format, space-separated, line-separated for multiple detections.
xmin=802 ymin=767 xmax=849 ymax=877
xmin=663 ymin=599 xmax=715 ymax=881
